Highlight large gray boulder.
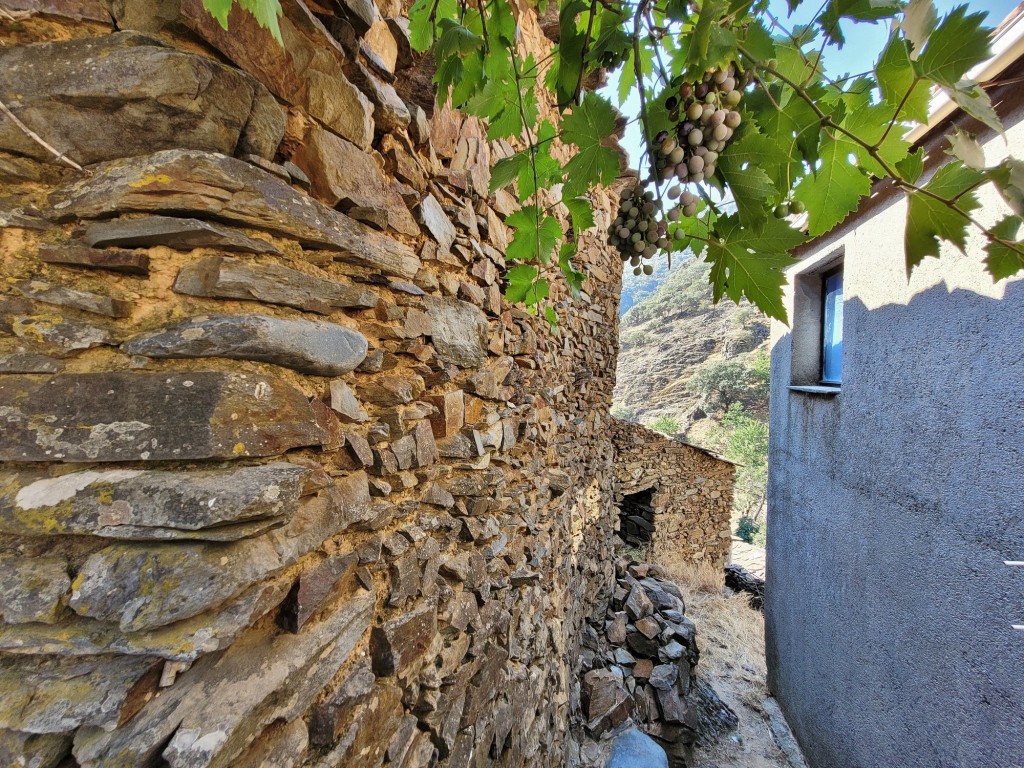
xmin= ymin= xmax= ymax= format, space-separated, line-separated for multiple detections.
xmin=607 ymin=728 xmax=669 ymax=768
xmin=0 ymin=32 xmax=284 ymax=164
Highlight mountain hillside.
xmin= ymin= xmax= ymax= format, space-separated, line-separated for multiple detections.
xmin=613 ymin=255 xmax=771 ymax=527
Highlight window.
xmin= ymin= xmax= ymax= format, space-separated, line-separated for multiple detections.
xmin=789 ymin=251 xmax=843 ymax=393
xmin=821 ymin=269 xmax=843 ymax=384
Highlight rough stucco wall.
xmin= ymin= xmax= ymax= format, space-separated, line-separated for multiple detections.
xmin=610 ymin=419 xmax=734 ymax=569
xmin=765 ymin=78 xmax=1024 ymax=767
xmin=0 ymin=2 xmax=625 ymax=766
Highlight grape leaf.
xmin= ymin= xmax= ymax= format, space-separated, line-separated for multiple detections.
xmin=617 ymin=50 xmax=636 ymax=106
xmin=896 ymin=148 xmax=925 ymax=183
xmin=819 ymin=0 xmax=901 ymax=46
xmin=561 ymin=93 xmax=621 ymax=197
xmin=740 ymin=19 xmax=776 ymax=63
xmin=717 ymin=147 xmax=776 ymax=228
xmin=435 ymin=19 xmax=482 ymax=57
xmin=544 ymin=305 xmax=559 ymax=328
xmin=555 ymin=0 xmax=589 ymax=106
xmin=944 ymin=81 xmax=1004 ymax=136
xmin=915 ymin=5 xmax=991 ymax=88
xmin=688 ymin=0 xmax=728 ymax=67
xmin=558 ymin=241 xmax=586 ymax=298
xmin=706 ymin=23 xmax=738 ymax=68
xmin=563 ymin=197 xmax=596 ymax=237
xmin=875 ymin=34 xmax=930 ymax=124
xmin=202 ymin=0 xmax=233 ymax=27
xmin=792 ymin=136 xmax=872 ymax=236
xmin=705 ymin=214 xmax=804 ymax=322
xmin=450 ymin=52 xmax=483 ymax=106
xmin=505 ymin=264 xmax=539 ymax=303
xmin=841 ymin=104 xmax=911 ymax=175
xmin=490 ymin=152 xmax=529 ymax=193
xmin=202 ymin=0 xmax=283 ymax=44
xmin=745 ymin=89 xmax=821 ymax=184
xmin=901 ymin=0 xmax=938 ymax=59
xmin=946 ymin=129 xmax=985 ymax=170
xmin=983 ymin=215 xmax=1024 ymax=280
xmin=904 ymin=162 xmax=984 ymax=272
xmin=505 ymin=207 xmax=562 ymax=264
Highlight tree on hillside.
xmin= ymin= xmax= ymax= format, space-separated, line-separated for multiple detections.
xmin=207 ymin=0 xmax=1024 ymax=325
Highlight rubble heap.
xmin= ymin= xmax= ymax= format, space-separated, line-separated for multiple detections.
xmin=579 ymin=560 xmax=704 ymax=767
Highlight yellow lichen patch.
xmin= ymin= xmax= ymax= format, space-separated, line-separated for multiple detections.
xmin=128 ymin=173 xmax=173 ymax=188
xmin=233 ymin=443 xmax=247 ymax=455
xmin=12 ymin=314 xmax=67 ymax=342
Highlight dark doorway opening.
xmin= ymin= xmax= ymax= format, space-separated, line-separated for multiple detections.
xmin=618 ymin=488 xmax=655 ymax=550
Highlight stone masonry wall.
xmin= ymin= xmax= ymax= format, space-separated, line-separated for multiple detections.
xmin=610 ymin=420 xmax=733 ymax=569
xmin=0 ymin=1 xmax=626 ymax=766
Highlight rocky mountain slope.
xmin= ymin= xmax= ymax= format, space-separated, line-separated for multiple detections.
xmin=613 ymin=255 xmax=772 ymax=523
xmin=614 ymin=255 xmax=769 ymax=432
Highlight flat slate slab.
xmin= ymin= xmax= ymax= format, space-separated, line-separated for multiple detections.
xmin=124 ymin=315 xmax=368 ymax=376
xmin=83 ymin=216 xmax=280 ymax=254
xmin=0 ymin=462 xmax=310 ymax=540
xmin=174 ymin=255 xmax=378 ymax=313
xmin=38 ymin=244 xmax=151 ymax=275
xmin=14 ymin=279 xmax=132 ymax=318
xmin=422 ymin=297 xmax=489 ymax=368
xmin=0 ymin=372 xmax=333 ymax=462
xmin=49 ymin=150 xmax=421 ymax=279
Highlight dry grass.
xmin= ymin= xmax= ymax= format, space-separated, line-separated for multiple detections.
xmin=659 ymin=559 xmax=802 ymax=768
xmin=661 ymin=561 xmax=768 ymax=709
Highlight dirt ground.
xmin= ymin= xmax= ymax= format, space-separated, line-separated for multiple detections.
xmin=662 ymin=562 xmax=808 ymax=768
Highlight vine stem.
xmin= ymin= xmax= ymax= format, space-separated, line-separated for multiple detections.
xmin=573 ymin=1 xmax=600 ymax=103
xmin=0 ymin=98 xmax=86 ymax=173
xmin=632 ymin=0 xmax=663 ymax=203
xmin=739 ymin=45 xmax=1024 ymax=259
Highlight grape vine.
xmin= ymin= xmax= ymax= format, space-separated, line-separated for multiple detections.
xmin=207 ymin=0 xmax=1024 ymax=324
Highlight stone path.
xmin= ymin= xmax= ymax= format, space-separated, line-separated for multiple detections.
xmin=729 ymin=538 xmax=766 ymax=580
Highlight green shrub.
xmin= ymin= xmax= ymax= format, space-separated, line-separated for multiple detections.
xmin=736 ymin=515 xmax=760 ymax=544
xmin=646 ymin=415 xmax=682 ymax=435
xmin=710 ymin=403 xmax=769 ymax=520
xmin=687 ymin=350 xmax=770 ymax=411
xmin=610 ymin=402 xmax=637 ymax=421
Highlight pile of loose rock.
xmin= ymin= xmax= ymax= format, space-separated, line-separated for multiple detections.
xmin=579 ymin=560 xmax=702 ymax=767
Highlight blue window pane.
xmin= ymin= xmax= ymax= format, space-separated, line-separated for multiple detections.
xmin=822 ymin=271 xmax=843 ymax=384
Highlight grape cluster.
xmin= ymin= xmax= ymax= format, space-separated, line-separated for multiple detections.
xmin=608 ymin=185 xmax=671 ymax=275
xmin=607 ymin=65 xmax=750 ymax=269
xmin=652 ymin=64 xmax=744 ymax=190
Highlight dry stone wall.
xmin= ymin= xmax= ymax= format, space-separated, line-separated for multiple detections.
xmin=610 ymin=420 xmax=734 ymax=568
xmin=0 ymin=1 xmax=626 ymax=766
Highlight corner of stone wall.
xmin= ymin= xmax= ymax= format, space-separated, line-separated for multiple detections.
xmin=0 ymin=1 xmax=625 ymax=765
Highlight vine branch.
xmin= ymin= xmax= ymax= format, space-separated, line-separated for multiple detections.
xmin=0 ymin=98 xmax=86 ymax=173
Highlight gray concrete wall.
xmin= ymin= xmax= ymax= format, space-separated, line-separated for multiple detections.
xmin=766 ymin=91 xmax=1024 ymax=766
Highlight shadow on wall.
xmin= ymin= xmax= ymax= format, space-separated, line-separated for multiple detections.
xmin=766 ymin=277 xmax=1024 ymax=768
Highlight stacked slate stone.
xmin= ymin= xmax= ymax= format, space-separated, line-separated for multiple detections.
xmin=0 ymin=2 xmax=662 ymax=767
xmin=579 ymin=560 xmax=701 ymax=767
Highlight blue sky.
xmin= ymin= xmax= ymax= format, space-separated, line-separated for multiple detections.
xmin=775 ymin=0 xmax=1020 ymax=77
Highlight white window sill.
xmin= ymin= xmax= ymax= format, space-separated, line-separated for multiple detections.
xmin=788 ymin=385 xmax=841 ymax=396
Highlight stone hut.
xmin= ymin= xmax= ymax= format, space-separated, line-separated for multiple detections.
xmin=0 ymin=2 xmax=731 ymax=766
xmin=610 ymin=419 xmax=734 ymax=569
